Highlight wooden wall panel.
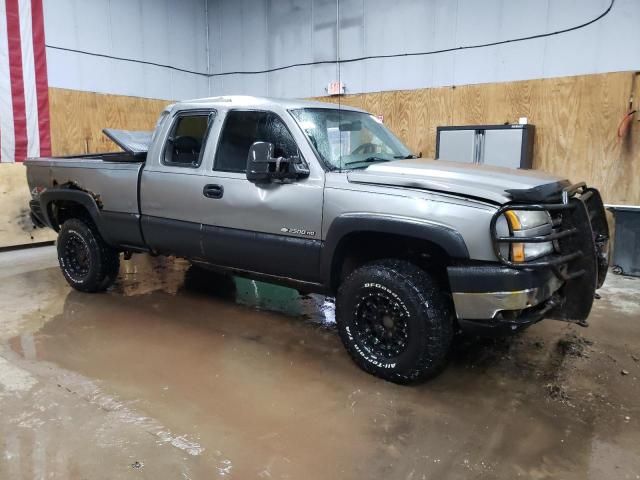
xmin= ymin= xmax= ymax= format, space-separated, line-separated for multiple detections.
xmin=313 ymin=72 xmax=639 ymax=205
xmin=49 ymin=88 xmax=172 ymax=156
xmin=0 ymin=163 xmax=56 ymax=248
xmin=0 ymin=89 xmax=172 ymax=248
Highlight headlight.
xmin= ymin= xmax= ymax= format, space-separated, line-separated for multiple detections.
xmin=499 ymin=210 xmax=554 ymax=262
xmin=504 ymin=210 xmax=550 ymax=230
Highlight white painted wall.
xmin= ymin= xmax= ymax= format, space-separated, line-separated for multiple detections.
xmin=42 ymin=0 xmax=640 ymax=100
xmin=44 ymin=0 xmax=209 ymax=99
xmin=207 ymin=0 xmax=640 ymax=98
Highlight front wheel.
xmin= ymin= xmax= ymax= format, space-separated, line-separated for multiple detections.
xmin=57 ymin=218 xmax=120 ymax=292
xmin=336 ymin=260 xmax=453 ymax=384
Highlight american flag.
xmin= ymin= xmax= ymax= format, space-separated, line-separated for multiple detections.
xmin=0 ymin=0 xmax=50 ymax=163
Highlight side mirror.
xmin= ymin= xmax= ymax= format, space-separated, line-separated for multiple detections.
xmin=246 ymin=141 xmax=309 ymax=183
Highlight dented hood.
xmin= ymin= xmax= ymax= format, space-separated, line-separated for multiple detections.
xmin=346 ymin=158 xmax=566 ymax=204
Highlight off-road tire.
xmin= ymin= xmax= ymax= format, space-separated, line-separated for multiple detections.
xmin=57 ymin=218 xmax=120 ymax=293
xmin=336 ymin=259 xmax=453 ymax=384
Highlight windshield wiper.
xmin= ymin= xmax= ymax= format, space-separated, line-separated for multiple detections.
xmin=394 ymin=154 xmax=419 ymax=159
xmin=344 ymin=156 xmax=392 ymax=167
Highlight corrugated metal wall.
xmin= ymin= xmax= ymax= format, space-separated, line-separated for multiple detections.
xmin=44 ymin=0 xmax=209 ymax=99
xmin=42 ymin=0 xmax=640 ymax=100
xmin=207 ymin=0 xmax=640 ymax=98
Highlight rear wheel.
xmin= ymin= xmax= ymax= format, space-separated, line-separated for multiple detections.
xmin=57 ymin=218 xmax=120 ymax=292
xmin=336 ymin=259 xmax=453 ymax=384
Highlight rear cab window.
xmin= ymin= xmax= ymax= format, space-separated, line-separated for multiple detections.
xmin=163 ymin=111 xmax=215 ymax=168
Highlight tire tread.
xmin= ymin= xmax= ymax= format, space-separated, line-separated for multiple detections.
xmin=336 ymin=259 xmax=453 ymax=384
xmin=57 ymin=218 xmax=120 ymax=293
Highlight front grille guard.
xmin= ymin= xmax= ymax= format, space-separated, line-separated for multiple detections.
xmin=489 ymin=182 xmax=610 ymax=324
xmin=490 ymin=201 xmax=582 ymax=281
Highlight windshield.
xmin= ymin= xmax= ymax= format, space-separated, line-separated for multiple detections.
xmin=290 ymin=108 xmax=413 ymax=170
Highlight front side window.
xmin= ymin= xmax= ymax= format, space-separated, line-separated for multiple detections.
xmin=163 ymin=113 xmax=212 ymax=167
xmin=290 ymin=108 xmax=412 ymax=170
xmin=214 ymin=110 xmax=299 ymax=173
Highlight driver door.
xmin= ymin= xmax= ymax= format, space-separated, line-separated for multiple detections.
xmin=200 ymin=109 xmax=324 ymax=284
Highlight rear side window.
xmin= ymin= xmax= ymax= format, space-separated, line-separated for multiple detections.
xmin=163 ymin=113 xmax=212 ymax=167
xmin=214 ymin=110 xmax=298 ymax=173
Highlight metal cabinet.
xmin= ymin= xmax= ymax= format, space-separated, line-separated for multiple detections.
xmin=436 ymin=124 xmax=535 ymax=169
xmin=607 ymin=205 xmax=640 ymax=277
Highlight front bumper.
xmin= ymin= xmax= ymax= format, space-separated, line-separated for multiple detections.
xmin=448 ymin=265 xmax=563 ymax=322
xmin=487 ymin=183 xmax=609 ymax=324
xmin=448 ymin=183 xmax=609 ymax=333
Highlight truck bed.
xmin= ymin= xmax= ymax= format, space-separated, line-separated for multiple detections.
xmin=25 ymin=127 xmax=153 ymax=217
xmin=25 ymin=155 xmax=143 ymax=216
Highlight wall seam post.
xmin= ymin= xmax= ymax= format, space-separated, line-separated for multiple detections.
xmin=205 ymin=0 xmax=211 ymax=95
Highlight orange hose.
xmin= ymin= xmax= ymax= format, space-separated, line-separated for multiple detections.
xmin=617 ymin=109 xmax=636 ymax=139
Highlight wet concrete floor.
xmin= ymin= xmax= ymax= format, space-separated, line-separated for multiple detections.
xmin=1 ymin=246 xmax=639 ymax=479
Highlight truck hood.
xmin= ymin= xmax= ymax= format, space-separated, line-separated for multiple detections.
xmin=346 ymin=158 xmax=566 ymax=204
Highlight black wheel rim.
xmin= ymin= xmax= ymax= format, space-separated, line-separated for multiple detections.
xmin=63 ymin=233 xmax=90 ymax=280
xmin=353 ymin=291 xmax=409 ymax=359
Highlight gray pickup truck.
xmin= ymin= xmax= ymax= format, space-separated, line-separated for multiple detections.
xmin=26 ymin=96 xmax=609 ymax=383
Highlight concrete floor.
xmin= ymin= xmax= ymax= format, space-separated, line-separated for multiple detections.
xmin=1 ymin=246 xmax=639 ymax=479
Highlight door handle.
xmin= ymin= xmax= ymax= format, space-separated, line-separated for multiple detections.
xmin=203 ymin=184 xmax=224 ymax=199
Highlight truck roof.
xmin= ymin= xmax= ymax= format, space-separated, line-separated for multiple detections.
xmin=170 ymin=95 xmax=367 ymax=113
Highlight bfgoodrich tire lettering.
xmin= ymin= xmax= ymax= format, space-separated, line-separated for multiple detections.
xmin=57 ymin=218 xmax=120 ymax=293
xmin=336 ymin=259 xmax=453 ymax=384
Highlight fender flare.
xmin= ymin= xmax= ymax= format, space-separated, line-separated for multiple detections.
xmin=39 ymin=188 xmax=106 ymax=235
xmin=320 ymin=214 xmax=470 ymax=289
